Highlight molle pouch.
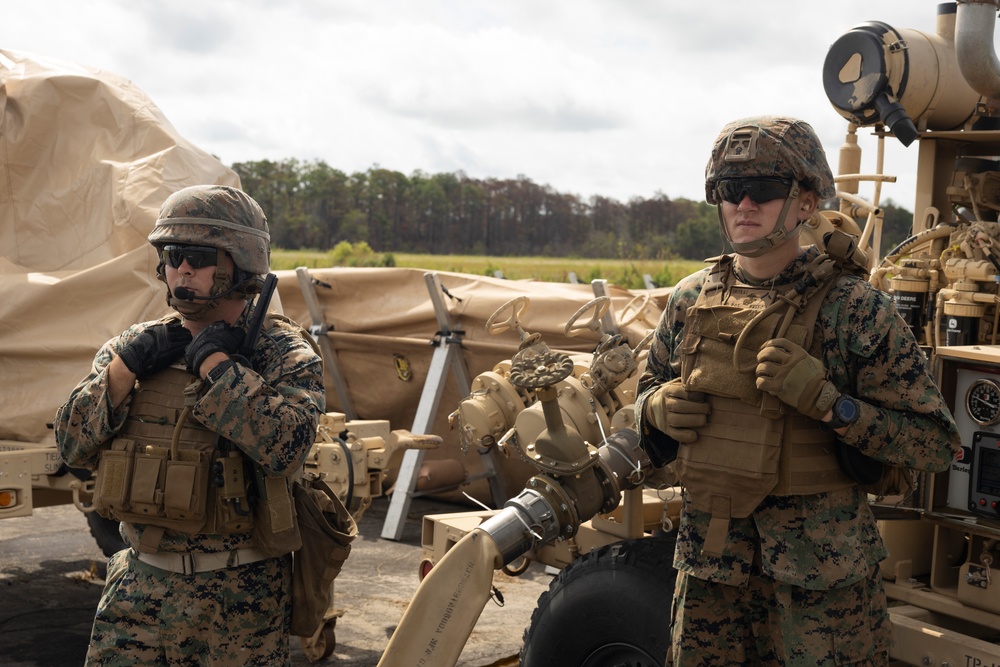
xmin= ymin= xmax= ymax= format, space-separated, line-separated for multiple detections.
xmin=674 ymin=396 xmax=784 ymax=556
xmin=163 ymin=448 xmax=210 ymax=527
xmin=290 ymin=478 xmax=358 ymax=640
xmin=93 ymin=438 xmax=137 ymax=517
xmin=681 ymin=302 xmax=809 ymax=412
xmin=681 ymin=304 xmax=767 ymax=403
xmin=212 ymin=451 xmax=253 ymax=534
xmin=128 ymin=445 xmax=168 ymax=519
xmin=254 ymin=473 xmax=303 ymax=557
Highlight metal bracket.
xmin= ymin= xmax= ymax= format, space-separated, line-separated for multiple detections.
xmin=590 ymin=279 xmax=621 ymax=335
xmin=295 ymin=267 xmax=357 ymax=420
xmin=381 ymin=273 xmax=509 ymax=540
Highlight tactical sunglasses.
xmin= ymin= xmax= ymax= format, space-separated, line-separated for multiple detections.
xmin=715 ymin=177 xmax=794 ymax=205
xmin=161 ymin=244 xmax=219 ymax=270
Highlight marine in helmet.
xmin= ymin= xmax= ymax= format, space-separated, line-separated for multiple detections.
xmin=54 ymin=185 xmax=325 ymax=666
xmin=150 ymin=184 xmax=271 ymax=323
xmin=635 ymin=116 xmax=960 ymax=666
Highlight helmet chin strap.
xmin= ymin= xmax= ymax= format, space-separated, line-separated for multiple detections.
xmin=723 ymin=199 xmax=800 ymax=257
xmin=719 ymin=180 xmax=803 ymax=258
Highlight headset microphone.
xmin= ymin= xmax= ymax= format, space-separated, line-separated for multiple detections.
xmin=173 ymin=286 xmax=197 ymax=301
xmin=172 ymin=281 xmax=247 ymax=302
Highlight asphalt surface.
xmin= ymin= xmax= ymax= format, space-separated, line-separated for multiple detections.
xmin=0 ymin=496 xmax=553 ymax=667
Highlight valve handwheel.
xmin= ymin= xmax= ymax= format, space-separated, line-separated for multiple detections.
xmin=509 ymin=347 xmax=574 ymax=389
xmin=618 ymin=293 xmax=652 ymax=328
xmin=565 ymin=297 xmax=612 ymax=337
xmin=487 ymin=296 xmax=531 ymax=335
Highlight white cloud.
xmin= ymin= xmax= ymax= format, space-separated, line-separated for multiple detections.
xmin=1 ymin=0 xmax=991 ymax=212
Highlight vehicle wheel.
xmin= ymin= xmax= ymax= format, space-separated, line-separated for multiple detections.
xmin=86 ymin=512 xmax=127 ymax=558
xmin=520 ymin=533 xmax=677 ymax=667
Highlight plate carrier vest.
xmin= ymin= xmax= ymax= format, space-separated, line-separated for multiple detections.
xmin=91 ymin=318 xmax=301 ymax=556
xmin=675 ymin=232 xmax=866 ymax=556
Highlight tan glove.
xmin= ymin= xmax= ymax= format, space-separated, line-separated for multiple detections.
xmin=645 ymin=378 xmax=710 ymax=443
xmin=755 ymin=338 xmax=838 ymax=421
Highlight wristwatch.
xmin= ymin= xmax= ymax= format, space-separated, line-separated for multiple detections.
xmin=206 ymin=359 xmax=235 ymax=385
xmin=827 ymin=394 xmax=860 ymax=430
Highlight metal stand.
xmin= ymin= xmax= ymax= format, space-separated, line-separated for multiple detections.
xmin=590 ymin=278 xmax=621 ymax=334
xmin=380 ymin=275 xmax=619 ymax=540
xmin=295 ymin=267 xmax=357 ymax=420
xmin=381 ymin=273 xmax=508 ymax=540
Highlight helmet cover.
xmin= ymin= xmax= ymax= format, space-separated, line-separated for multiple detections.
xmin=148 ymin=185 xmax=270 ymax=275
xmin=704 ymin=116 xmax=835 ymax=204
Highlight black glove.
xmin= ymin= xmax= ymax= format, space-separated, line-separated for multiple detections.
xmin=119 ymin=321 xmax=192 ymax=379
xmin=185 ymin=321 xmax=246 ymax=376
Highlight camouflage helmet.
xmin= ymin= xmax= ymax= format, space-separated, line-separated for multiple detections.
xmin=148 ymin=184 xmax=270 ymax=275
xmin=704 ymin=116 xmax=836 ymax=204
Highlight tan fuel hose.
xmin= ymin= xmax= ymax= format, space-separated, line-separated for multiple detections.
xmin=377 ymin=528 xmax=504 ymax=667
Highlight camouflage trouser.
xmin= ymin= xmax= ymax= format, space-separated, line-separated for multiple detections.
xmin=669 ymin=563 xmax=890 ymax=667
xmin=85 ymin=548 xmax=292 ymax=667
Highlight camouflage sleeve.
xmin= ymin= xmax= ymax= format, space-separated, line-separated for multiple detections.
xmin=821 ymin=278 xmax=961 ymax=472
xmin=191 ymin=319 xmax=324 ymax=477
xmin=53 ymin=325 xmax=145 ymax=469
xmin=635 ymin=268 xmax=709 ymax=466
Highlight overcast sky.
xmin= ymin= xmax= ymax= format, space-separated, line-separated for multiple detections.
xmin=1 ymin=1 xmax=988 ymax=212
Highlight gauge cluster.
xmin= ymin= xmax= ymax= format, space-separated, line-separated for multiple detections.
xmin=967 ymin=378 xmax=1000 ymax=426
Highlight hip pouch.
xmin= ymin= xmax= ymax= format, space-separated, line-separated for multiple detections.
xmin=290 ymin=477 xmax=358 ymax=641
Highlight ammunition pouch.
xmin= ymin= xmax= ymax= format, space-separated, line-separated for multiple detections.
xmin=93 ymin=437 xmax=222 ymax=532
xmin=90 ymin=363 xmax=290 ymax=549
xmin=252 ymin=473 xmax=304 ymax=557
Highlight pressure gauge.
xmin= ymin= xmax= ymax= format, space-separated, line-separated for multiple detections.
xmin=967 ymin=378 xmax=1000 ymax=426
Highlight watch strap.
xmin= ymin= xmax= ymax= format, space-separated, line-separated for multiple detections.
xmin=206 ymin=359 xmax=235 ymax=385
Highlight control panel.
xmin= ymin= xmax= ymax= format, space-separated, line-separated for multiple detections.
xmin=937 ymin=349 xmax=1000 ymax=515
xmin=970 ymin=431 xmax=1000 ymax=516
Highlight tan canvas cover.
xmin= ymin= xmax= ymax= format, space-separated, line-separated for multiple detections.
xmin=0 ymin=50 xmax=239 ymax=443
xmin=277 ymin=267 xmax=668 ymax=500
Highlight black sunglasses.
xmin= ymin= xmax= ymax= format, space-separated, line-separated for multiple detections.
xmin=161 ymin=245 xmax=219 ymax=270
xmin=715 ymin=177 xmax=794 ymax=205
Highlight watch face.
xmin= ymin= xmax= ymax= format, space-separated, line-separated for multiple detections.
xmin=838 ymin=396 xmax=859 ymax=422
xmin=967 ymin=378 xmax=1000 ymax=426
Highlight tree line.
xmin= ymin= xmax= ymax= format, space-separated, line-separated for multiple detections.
xmin=232 ymin=159 xmax=913 ymax=261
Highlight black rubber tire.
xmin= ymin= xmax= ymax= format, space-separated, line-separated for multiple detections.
xmin=520 ymin=534 xmax=677 ymax=667
xmin=86 ymin=512 xmax=127 ymax=558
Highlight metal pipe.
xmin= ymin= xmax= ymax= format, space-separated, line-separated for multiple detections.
xmin=378 ymin=429 xmax=651 ymax=667
xmin=478 ymin=489 xmax=564 ymax=565
xmin=955 ymin=0 xmax=1000 ymax=99
xmin=376 ymin=528 xmax=503 ymax=667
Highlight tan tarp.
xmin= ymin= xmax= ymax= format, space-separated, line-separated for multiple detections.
xmin=0 ymin=49 xmax=238 ymax=443
xmin=0 ymin=48 xmax=672 ymax=504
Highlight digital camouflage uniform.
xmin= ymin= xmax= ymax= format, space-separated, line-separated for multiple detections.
xmin=635 ymin=117 xmax=962 ymax=667
xmin=54 ymin=186 xmax=325 ymax=667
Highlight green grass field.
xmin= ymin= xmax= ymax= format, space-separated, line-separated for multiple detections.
xmin=271 ymin=249 xmax=703 ymax=289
